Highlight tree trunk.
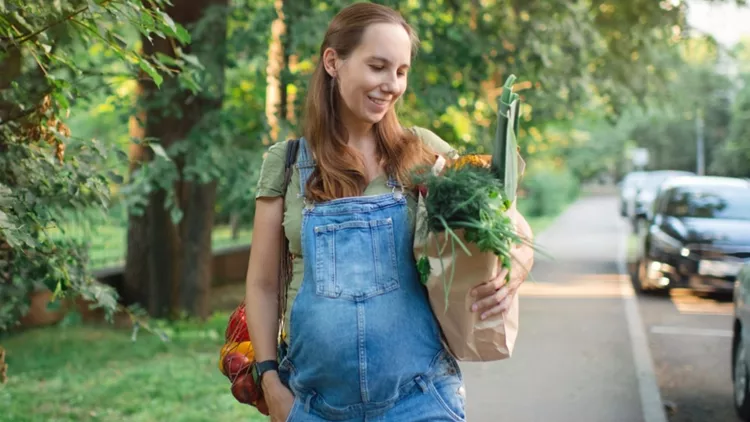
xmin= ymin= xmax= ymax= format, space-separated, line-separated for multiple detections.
xmin=125 ymin=0 xmax=229 ymax=319
xmin=123 ymin=99 xmax=151 ymax=308
xmin=125 ymin=30 xmax=182 ymax=318
xmin=179 ymin=180 xmax=217 ymax=317
xmin=230 ymin=212 xmax=240 ymax=240
xmin=266 ymin=0 xmax=287 ymax=143
xmin=178 ymin=0 xmax=228 ymax=318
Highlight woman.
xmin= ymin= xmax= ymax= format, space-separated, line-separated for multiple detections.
xmin=245 ymin=3 xmax=533 ymax=421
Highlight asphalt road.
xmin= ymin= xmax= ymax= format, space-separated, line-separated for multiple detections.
xmin=630 ymin=247 xmax=738 ymax=421
xmin=462 ymin=193 xmax=739 ymax=422
xmin=462 ymin=195 xmax=649 ymax=422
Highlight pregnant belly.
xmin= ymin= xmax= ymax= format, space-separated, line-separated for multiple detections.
xmin=284 ymin=288 xmax=442 ymax=404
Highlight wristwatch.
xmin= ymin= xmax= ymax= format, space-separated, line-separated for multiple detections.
xmin=252 ymin=360 xmax=279 ymax=386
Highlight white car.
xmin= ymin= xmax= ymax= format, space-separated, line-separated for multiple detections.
xmin=619 ymin=171 xmax=648 ymax=217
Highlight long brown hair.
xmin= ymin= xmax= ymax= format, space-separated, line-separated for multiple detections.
xmin=302 ymin=2 xmax=436 ymax=202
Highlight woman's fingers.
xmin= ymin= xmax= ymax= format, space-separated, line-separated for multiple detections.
xmin=471 ymin=286 xmax=513 ymax=320
xmin=470 ymin=267 xmax=508 ymax=300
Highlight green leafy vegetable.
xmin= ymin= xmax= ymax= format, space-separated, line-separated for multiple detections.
xmin=413 ymin=162 xmax=529 ymax=308
xmin=491 ymin=74 xmax=522 ymax=205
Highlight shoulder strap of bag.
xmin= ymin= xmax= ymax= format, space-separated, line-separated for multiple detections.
xmin=277 ymin=138 xmax=300 ymax=342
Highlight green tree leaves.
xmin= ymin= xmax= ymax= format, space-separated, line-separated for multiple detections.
xmin=0 ymin=0 xmax=194 ymax=330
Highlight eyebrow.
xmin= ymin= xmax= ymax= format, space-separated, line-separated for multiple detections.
xmin=369 ymin=55 xmax=411 ymax=69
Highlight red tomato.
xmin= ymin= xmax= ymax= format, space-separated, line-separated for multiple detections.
xmin=223 ymin=352 xmax=251 ymax=380
xmin=225 ymin=304 xmax=250 ymax=343
xmin=231 ymin=373 xmax=262 ymax=405
xmin=255 ymin=397 xmax=270 ymax=415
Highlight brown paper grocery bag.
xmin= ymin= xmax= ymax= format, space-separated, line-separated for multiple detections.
xmin=414 ymin=198 xmax=521 ymax=362
xmin=413 ymin=152 xmax=527 ymax=362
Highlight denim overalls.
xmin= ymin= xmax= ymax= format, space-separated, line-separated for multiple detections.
xmin=278 ymin=138 xmax=466 ymax=421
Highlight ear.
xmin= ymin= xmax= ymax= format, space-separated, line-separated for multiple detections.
xmin=322 ymin=47 xmax=339 ymax=78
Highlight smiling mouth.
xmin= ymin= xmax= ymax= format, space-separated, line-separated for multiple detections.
xmin=368 ymin=96 xmax=389 ymax=106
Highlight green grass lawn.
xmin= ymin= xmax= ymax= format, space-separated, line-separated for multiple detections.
xmin=0 ymin=313 xmax=267 ymax=422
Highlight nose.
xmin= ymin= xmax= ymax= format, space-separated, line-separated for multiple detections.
xmin=381 ymin=72 xmax=399 ymax=94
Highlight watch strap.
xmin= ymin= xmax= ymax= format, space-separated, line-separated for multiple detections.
xmin=253 ymin=360 xmax=279 ymax=386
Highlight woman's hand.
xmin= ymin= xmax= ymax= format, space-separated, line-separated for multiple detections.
xmin=470 ymin=208 xmax=534 ymax=320
xmin=263 ymin=372 xmax=295 ymax=422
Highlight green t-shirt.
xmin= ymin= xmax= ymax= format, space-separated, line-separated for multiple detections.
xmin=254 ymin=126 xmax=457 ymax=330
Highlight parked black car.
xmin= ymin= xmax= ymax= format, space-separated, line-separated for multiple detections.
xmin=732 ymin=261 xmax=750 ymax=420
xmin=635 ymin=176 xmax=750 ymax=293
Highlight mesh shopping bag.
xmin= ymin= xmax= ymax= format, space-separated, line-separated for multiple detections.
xmin=217 ymin=139 xmax=299 ymax=415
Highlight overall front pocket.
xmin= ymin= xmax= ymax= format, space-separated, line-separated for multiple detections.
xmin=313 ymin=217 xmax=400 ymax=300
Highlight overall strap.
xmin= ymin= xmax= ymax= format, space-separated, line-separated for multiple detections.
xmin=296 ymin=137 xmax=316 ymax=198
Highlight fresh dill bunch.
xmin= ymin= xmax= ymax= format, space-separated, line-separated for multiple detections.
xmin=414 ymin=165 xmax=503 ymax=230
xmin=412 ymin=162 xmax=522 ymax=270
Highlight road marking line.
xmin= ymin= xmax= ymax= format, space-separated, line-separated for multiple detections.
xmin=519 ymin=279 xmax=627 ymax=297
xmin=650 ymin=325 xmax=733 ymax=338
xmin=667 ymin=290 xmax=734 ymax=316
xmin=672 ymin=303 xmax=734 ymax=316
xmin=618 ymin=221 xmax=669 ymax=422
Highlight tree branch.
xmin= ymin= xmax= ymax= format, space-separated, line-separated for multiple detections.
xmin=2 ymin=0 xmax=114 ymax=47
xmin=0 ymin=106 xmax=37 ymax=126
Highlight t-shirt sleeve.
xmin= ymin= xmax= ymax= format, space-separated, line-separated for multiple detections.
xmin=255 ymin=141 xmax=289 ymax=199
xmin=410 ymin=126 xmax=459 ymax=160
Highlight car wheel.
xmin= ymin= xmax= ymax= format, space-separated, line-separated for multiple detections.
xmin=635 ymin=259 xmax=648 ymax=292
xmin=734 ymin=332 xmax=750 ymax=420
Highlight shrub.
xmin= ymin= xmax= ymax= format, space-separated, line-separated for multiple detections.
xmin=519 ymin=163 xmax=579 ymax=218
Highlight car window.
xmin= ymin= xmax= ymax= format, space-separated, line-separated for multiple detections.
xmin=665 ymin=185 xmax=750 ymax=220
xmin=654 ymin=188 xmax=673 ymax=215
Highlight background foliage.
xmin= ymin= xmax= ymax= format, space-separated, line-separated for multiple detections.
xmin=2 ymin=0 xmax=750 ymax=419
xmin=1 ymin=0 xmax=749 ymax=329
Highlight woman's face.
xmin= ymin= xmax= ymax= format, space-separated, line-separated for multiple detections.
xmin=325 ymin=23 xmax=412 ymax=128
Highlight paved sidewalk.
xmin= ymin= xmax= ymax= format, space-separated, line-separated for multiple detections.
xmin=461 ymin=196 xmax=665 ymax=422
